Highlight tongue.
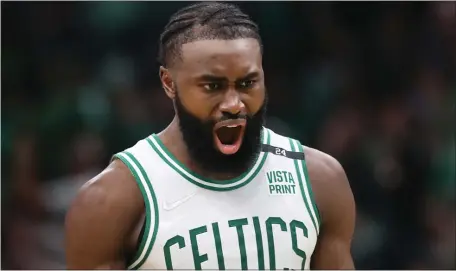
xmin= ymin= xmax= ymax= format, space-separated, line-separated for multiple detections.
xmin=217 ymin=126 xmax=241 ymax=145
xmin=215 ymin=126 xmax=243 ymax=155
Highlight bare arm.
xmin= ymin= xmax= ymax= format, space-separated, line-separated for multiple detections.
xmin=306 ymin=148 xmax=356 ymax=270
xmin=65 ymin=160 xmax=144 ymax=269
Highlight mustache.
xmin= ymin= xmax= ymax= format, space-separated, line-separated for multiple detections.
xmin=215 ymin=112 xmax=248 ymax=123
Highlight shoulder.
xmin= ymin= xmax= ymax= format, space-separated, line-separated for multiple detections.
xmin=303 ymin=146 xmax=347 ymax=186
xmin=302 ymin=147 xmax=356 ymax=268
xmin=68 ymin=159 xmax=144 ymax=217
xmin=302 ymin=146 xmax=355 ymax=226
xmin=65 ymin=159 xmax=144 ymax=251
xmin=65 ymin=159 xmax=145 ymax=267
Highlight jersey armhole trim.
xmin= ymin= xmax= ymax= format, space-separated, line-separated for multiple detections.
xmin=288 ymin=138 xmax=321 ymax=236
xmin=296 ymin=142 xmax=322 ymax=230
xmin=113 ymin=151 xmax=160 ymax=270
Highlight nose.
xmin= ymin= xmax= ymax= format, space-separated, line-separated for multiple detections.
xmin=219 ymin=89 xmax=245 ymax=116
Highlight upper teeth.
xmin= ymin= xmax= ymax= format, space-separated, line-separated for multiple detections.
xmin=226 ymin=125 xmax=239 ymax=128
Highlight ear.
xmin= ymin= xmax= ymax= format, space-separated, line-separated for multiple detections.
xmin=159 ymin=66 xmax=176 ymax=99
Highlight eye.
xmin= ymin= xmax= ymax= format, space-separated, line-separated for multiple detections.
xmin=203 ymin=82 xmax=222 ymax=91
xmin=238 ymin=80 xmax=255 ymax=89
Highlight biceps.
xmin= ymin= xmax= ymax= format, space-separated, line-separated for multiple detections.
xmin=65 ymin=216 xmax=127 ymax=269
xmin=66 ymin=234 xmax=126 ymax=269
xmin=67 ymin=259 xmax=125 ymax=270
xmin=65 ymin=202 xmax=128 ymax=269
xmin=310 ymin=235 xmax=354 ymax=270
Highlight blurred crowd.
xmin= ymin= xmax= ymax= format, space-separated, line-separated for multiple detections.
xmin=1 ymin=2 xmax=455 ymax=269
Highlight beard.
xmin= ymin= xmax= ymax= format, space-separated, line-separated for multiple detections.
xmin=174 ymin=92 xmax=267 ymax=177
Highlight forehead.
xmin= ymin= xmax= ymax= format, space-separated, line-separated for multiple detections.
xmin=178 ymin=38 xmax=262 ymax=77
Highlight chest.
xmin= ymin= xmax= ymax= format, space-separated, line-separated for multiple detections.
xmin=143 ymin=171 xmax=318 ymax=270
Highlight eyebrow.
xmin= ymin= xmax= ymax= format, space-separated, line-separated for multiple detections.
xmin=196 ymin=71 xmax=260 ymax=82
xmin=238 ymin=71 xmax=260 ymax=81
xmin=198 ymin=74 xmax=226 ymax=82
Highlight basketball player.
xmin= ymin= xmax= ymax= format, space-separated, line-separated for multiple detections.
xmin=65 ymin=2 xmax=355 ymax=270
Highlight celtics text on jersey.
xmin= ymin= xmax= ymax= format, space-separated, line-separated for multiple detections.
xmin=113 ymin=127 xmax=321 ymax=270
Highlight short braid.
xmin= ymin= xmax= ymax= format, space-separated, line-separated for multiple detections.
xmin=158 ymin=2 xmax=262 ymax=67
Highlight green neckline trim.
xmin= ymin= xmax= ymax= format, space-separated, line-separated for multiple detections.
xmin=146 ymin=128 xmax=270 ymax=191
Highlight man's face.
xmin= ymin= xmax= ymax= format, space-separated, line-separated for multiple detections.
xmin=162 ymin=38 xmax=267 ymax=176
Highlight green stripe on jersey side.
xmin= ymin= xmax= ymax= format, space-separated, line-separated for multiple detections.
xmin=113 ymin=151 xmax=159 ymax=270
xmin=145 ymin=128 xmax=271 ymax=191
xmin=288 ymin=139 xmax=319 ymax=236
xmin=113 ymin=152 xmax=151 ymax=268
xmin=296 ymin=143 xmax=321 ymax=229
xmin=124 ymin=152 xmax=160 ymax=269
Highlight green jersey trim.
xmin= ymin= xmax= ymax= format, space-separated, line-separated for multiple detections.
xmin=288 ymin=139 xmax=320 ymax=236
xmin=145 ymin=127 xmax=270 ymax=191
xmin=296 ymin=143 xmax=321 ymax=228
xmin=113 ymin=151 xmax=160 ymax=270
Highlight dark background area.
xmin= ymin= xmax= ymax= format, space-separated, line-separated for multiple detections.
xmin=1 ymin=1 xmax=455 ymax=269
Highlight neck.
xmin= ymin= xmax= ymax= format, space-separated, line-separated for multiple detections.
xmin=157 ymin=116 xmax=242 ymax=181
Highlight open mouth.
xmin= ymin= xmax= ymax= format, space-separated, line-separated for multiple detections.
xmin=213 ymin=121 xmax=246 ymax=155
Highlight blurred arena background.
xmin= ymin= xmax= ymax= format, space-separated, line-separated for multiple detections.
xmin=1 ymin=1 xmax=455 ymax=269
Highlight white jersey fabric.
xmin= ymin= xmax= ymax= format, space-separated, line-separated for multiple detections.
xmin=114 ymin=127 xmax=320 ymax=270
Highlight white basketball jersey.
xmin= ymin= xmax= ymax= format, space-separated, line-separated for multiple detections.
xmin=113 ymin=127 xmax=320 ymax=270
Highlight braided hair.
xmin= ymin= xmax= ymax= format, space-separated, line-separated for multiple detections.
xmin=158 ymin=2 xmax=262 ymax=67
